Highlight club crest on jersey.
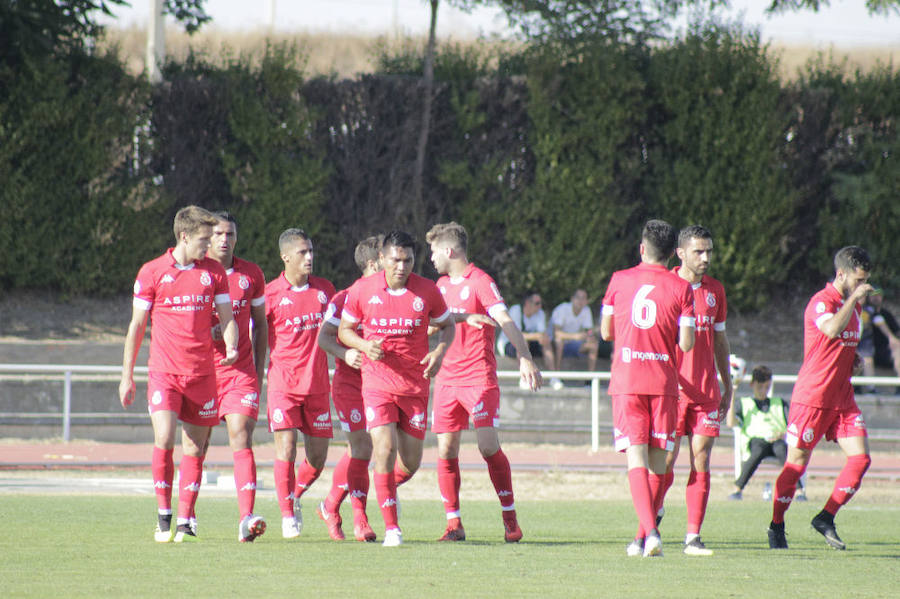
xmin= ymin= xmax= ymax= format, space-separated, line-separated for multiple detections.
xmin=412 ymin=297 xmax=424 ymax=312
xmin=238 ymin=275 xmax=249 ymax=290
xmin=318 ymin=291 xmax=328 ymax=304
xmin=706 ymin=293 xmax=716 ymax=307
xmin=134 ymin=280 xmax=142 ymax=294
xmin=161 ymin=274 xmax=175 ymax=284
xmin=816 ymin=301 xmax=826 ymax=314
xmin=460 ymin=286 xmax=470 ymax=300
xmin=200 ymin=272 xmax=212 ymax=286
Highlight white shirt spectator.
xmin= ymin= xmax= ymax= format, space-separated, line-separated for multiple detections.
xmin=497 ymin=304 xmax=547 ymax=354
xmin=551 ymin=301 xmax=593 ymax=340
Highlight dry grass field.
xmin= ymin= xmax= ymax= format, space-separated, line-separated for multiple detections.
xmin=97 ymin=26 xmax=899 ymax=80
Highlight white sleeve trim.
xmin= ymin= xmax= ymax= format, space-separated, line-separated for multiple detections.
xmin=713 ymin=321 xmax=726 ymax=332
xmin=214 ymin=293 xmax=231 ymax=305
xmin=432 ymin=309 xmax=452 ymax=323
xmin=133 ymin=297 xmax=152 ymax=311
xmin=815 ymin=313 xmax=834 ymax=328
xmin=341 ymin=309 xmax=360 ymax=324
xmin=487 ymin=303 xmax=508 ymax=321
xmin=680 ymin=316 xmax=696 ymax=327
xmin=250 ymin=296 xmax=265 ymax=307
xmin=602 ymin=304 xmax=614 ymax=315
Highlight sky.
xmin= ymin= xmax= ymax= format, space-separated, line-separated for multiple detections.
xmin=106 ymin=1 xmax=900 ymax=47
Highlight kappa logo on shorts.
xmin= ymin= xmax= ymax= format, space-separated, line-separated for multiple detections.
xmin=238 ymin=275 xmax=249 ymax=290
xmin=460 ymin=286 xmax=470 ymax=300
xmin=365 ymin=407 xmax=375 ymax=422
xmin=412 ymin=297 xmax=424 ymax=312
xmin=368 ymin=295 xmax=383 ymax=305
xmin=151 ymin=391 xmax=162 ymax=405
xmin=802 ymin=428 xmax=815 ymax=443
xmin=279 ymin=297 xmax=293 ymax=306
xmin=318 ymin=291 xmax=328 ymax=305
xmin=272 ymin=409 xmax=284 ymax=424
xmin=200 ymin=272 xmax=211 ymax=286
xmin=854 ymin=414 xmax=867 ymax=429
xmin=161 ymin=274 xmax=175 ymax=284
xmin=350 ymin=409 xmax=362 ymax=424
xmin=787 ymin=423 xmax=798 ymax=434
xmin=706 ymin=293 xmax=716 ymax=307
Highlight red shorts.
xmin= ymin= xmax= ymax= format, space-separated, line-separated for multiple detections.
xmin=332 ymin=381 xmax=366 ymax=433
xmin=147 ymin=371 xmax=219 ymax=426
xmin=216 ymin=369 xmax=260 ymax=420
xmin=431 ymin=381 xmax=500 ymax=433
xmin=611 ymin=394 xmax=677 ymax=452
xmin=363 ymin=389 xmax=428 ymax=440
xmin=785 ymin=402 xmax=867 ymax=450
xmin=267 ymin=391 xmax=333 ymax=437
xmin=675 ymin=400 xmax=721 ymax=438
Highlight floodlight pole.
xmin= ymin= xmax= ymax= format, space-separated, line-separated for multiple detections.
xmin=146 ymin=0 xmax=165 ymax=83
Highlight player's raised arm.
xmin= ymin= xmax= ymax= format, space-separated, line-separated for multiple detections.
xmin=119 ymin=305 xmax=149 ymax=408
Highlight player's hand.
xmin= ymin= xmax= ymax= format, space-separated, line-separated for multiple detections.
xmin=420 ymin=348 xmax=445 ymax=379
xmin=718 ymin=386 xmax=733 ymax=420
xmin=852 ymin=352 xmax=864 ymax=376
xmin=343 ymin=347 xmax=363 ymax=369
xmin=364 ymin=339 xmax=384 ymax=361
xmin=219 ymin=346 xmax=239 ymax=366
xmin=119 ymin=377 xmax=135 ymax=408
xmin=519 ymin=358 xmax=542 ymax=391
xmin=465 ymin=314 xmax=497 ymax=330
xmin=853 ymin=283 xmax=875 ymax=304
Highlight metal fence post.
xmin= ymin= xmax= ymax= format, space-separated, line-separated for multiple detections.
xmin=63 ymin=370 xmax=72 ymax=442
xmin=591 ymin=377 xmax=600 ymax=452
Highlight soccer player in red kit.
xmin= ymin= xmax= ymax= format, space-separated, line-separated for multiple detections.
xmin=657 ymin=225 xmax=732 ymax=556
xmin=119 ymin=205 xmax=239 ymax=543
xmin=768 ymin=246 xmax=873 ymax=550
xmin=338 ymin=230 xmax=456 ymax=547
xmin=315 ymin=235 xmax=383 ymax=542
xmin=600 ymin=219 xmax=695 ymax=557
xmin=265 ymin=228 xmax=336 ymax=539
xmin=426 ymin=222 xmax=541 ymax=543
xmin=207 ymin=211 xmax=268 ymax=542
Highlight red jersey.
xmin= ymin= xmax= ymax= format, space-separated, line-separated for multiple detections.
xmin=133 ymin=249 xmax=230 ymax=376
xmin=212 ymin=257 xmax=266 ymax=379
xmin=265 ymin=273 xmax=335 ymax=395
xmin=435 ymin=263 xmax=506 ymax=387
xmin=325 ymin=288 xmax=361 ymax=393
xmin=672 ymin=270 xmax=727 ymax=405
xmin=791 ymin=283 xmax=862 ymax=410
xmin=342 ymin=271 xmax=451 ymax=396
xmin=602 ymin=262 xmax=695 ymax=396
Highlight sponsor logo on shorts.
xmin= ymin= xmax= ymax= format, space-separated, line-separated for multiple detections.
xmin=350 ymin=409 xmax=362 ymax=424
xmin=412 ymin=297 xmax=424 ymax=312
xmin=314 ymin=412 xmax=331 ymax=430
xmin=365 ymin=407 xmax=375 ymax=422
xmin=151 ymin=391 xmax=162 ymax=405
xmin=200 ymin=398 xmax=217 ymax=418
xmin=161 ymin=274 xmax=175 ymax=284
xmin=200 ymin=272 xmax=211 ymax=286
xmin=702 ymin=410 xmax=721 ymax=429
xmin=651 ymin=432 xmax=668 ymax=441
xmin=621 ymin=347 xmax=669 ymax=364
xmin=279 ymin=297 xmax=293 ymax=306
xmin=409 ymin=412 xmax=426 ymax=430
xmin=853 ymin=414 xmax=866 ymax=429
xmin=272 ymin=409 xmax=284 ymax=424
xmin=460 ymin=286 xmax=470 ymax=301
xmin=368 ymin=295 xmax=383 ymax=305
xmin=802 ymin=428 xmax=814 ymax=443
xmin=241 ymin=392 xmax=258 ymax=408
xmin=238 ymin=275 xmax=249 ymax=290
xmin=472 ymin=401 xmax=489 ymax=420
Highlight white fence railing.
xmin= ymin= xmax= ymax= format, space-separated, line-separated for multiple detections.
xmin=2 ymin=364 xmax=899 ymax=450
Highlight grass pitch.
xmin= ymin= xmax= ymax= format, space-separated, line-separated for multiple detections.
xmin=3 ymin=494 xmax=898 ymax=598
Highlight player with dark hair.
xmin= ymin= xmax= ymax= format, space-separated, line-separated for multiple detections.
xmin=315 ymin=235 xmax=383 ymax=542
xmin=768 ymin=246 xmax=873 ymax=550
xmin=338 ymin=230 xmax=455 ymax=546
xmin=600 ymin=219 xmax=695 ymax=557
xmin=119 ymin=205 xmax=238 ymax=543
xmin=426 ymin=221 xmax=541 ymax=542
xmin=265 ymin=228 xmax=336 ymax=539
xmin=655 ymin=225 xmax=732 ymax=556
xmin=206 ymin=211 xmax=268 ymax=542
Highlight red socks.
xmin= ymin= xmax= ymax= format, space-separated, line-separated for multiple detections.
xmin=393 ymin=464 xmax=413 ymax=487
xmin=274 ymin=459 xmax=296 ymax=517
xmin=772 ymin=461 xmax=806 ymax=524
xmin=636 ymin=473 xmax=665 ymax=539
xmin=438 ymin=458 xmax=461 ymax=516
xmin=627 ymin=467 xmax=657 ymax=536
xmin=347 ymin=457 xmax=371 ymax=521
xmin=232 ymin=448 xmax=256 ymax=519
xmin=176 ymin=455 xmax=204 ymax=520
xmin=294 ymin=459 xmax=323 ymax=499
xmin=685 ymin=470 xmax=710 ymax=535
xmin=374 ymin=471 xmax=399 ymax=530
xmin=152 ymin=446 xmax=174 ymax=512
xmin=325 ymin=453 xmax=351 ymax=514
xmin=824 ymin=454 xmax=871 ymax=515
xmin=485 ymin=449 xmax=515 ymax=510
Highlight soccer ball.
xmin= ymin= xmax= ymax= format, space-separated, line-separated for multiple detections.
xmin=729 ymin=354 xmax=747 ymax=385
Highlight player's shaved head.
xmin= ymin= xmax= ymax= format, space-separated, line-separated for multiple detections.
xmin=279 ymin=228 xmax=311 ymax=253
xmin=425 ymin=222 xmax=468 ymax=253
xmin=641 ymin=219 xmax=677 ymax=262
xmin=834 ymin=246 xmax=871 ymax=275
xmin=173 ymin=205 xmax=217 ymax=241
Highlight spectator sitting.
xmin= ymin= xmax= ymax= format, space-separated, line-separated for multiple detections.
xmin=726 ymin=365 xmax=806 ymax=501
xmin=497 ymin=292 xmax=555 ymax=388
xmin=550 ymin=289 xmax=599 ymax=390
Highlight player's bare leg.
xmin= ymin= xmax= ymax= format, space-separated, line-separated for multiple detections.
xmin=174 ymin=422 xmax=211 ymax=542
xmin=225 ymin=413 xmax=265 ymax=542
xmin=812 ymin=435 xmax=871 ymax=550
xmin=477 ymin=426 xmax=522 ymax=542
xmin=768 ymin=445 xmax=811 ymax=549
xmin=683 ymin=434 xmax=715 ymax=555
xmin=274 ymin=429 xmax=301 ymax=537
xmin=150 ymin=410 xmax=178 ymax=542
xmin=437 ymin=431 xmax=466 ymax=541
